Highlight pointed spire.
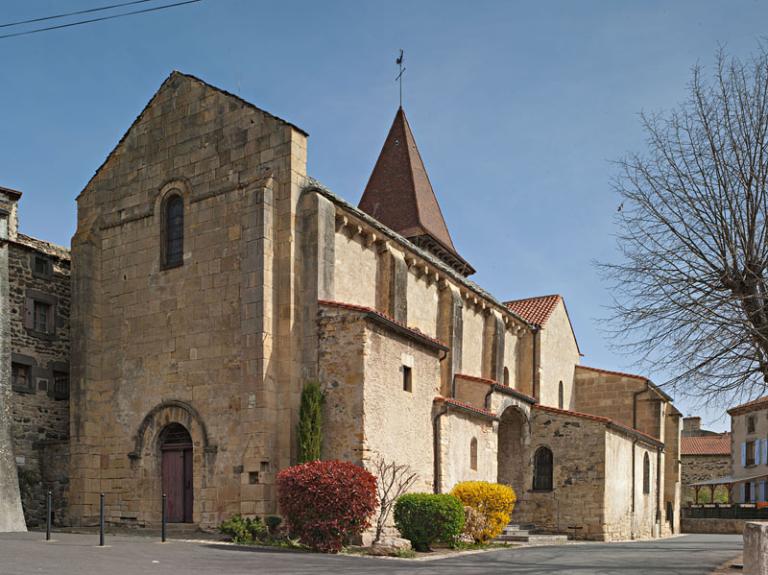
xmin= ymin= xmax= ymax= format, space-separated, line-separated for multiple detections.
xmin=359 ymin=108 xmax=475 ymax=276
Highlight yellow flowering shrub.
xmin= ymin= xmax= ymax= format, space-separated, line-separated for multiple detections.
xmin=450 ymin=481 xmax=516 ymax=542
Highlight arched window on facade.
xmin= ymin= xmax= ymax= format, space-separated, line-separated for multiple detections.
xmin=558 ymin=381 xmax=564 ymax=409
xmin=163 ymin=193 xmax=184 ymax=268
xmin=470 ymin=437 xmax=478 ymax=470
xmin=503 ymin=367 xmax=510 ymax=387
xmin=643 ymin=452 xmax=651 ymax=494
xmin=533 ymin=446 xmax=553 ymax=491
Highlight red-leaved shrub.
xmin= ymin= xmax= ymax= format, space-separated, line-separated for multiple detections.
xmin=276 ymin=460 xmax=378 ymax=553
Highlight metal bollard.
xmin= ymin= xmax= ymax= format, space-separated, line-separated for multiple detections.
xmin=46 ymin=491 xmax=52 ymax=541
xmin=99 ymin=493 xmax=105 ymax=546
xmin=161 ymin=493 xmax=167 ymax=543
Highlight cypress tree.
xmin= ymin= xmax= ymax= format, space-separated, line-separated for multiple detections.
xmin=297 ymin=381 xmax=324 ymax=463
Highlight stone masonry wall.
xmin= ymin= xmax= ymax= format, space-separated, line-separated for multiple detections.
xmin=8 ymin=238 xmax=70 ymax=527
xmin=514 ymin=409 xmax=608 ymax=539
xmin=603 ymin=431 xmax=658 ymax=540
xmin=681 ymin=454 xmax=731 ymax=504
xmin=537 ymin=300 xmax=579 ymax=410
xmin=439 ymin=409 xmax=497 ymax=492
xmin=362 ymin=320 xmax=442 ymax=493
xmin=317 ymin=308 xmax=366 ymax=464
xmin=574 ymin=368 xmax=663 ymax=440
xmin=70 ymin=71 xmax=306 ymax=528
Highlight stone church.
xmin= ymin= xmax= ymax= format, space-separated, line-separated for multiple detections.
xmin=2 ymin=71 xmax=682 ymax=540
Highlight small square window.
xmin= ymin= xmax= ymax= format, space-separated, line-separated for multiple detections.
xmin=249 ymin=472 xmax=259 ymax=485
xmin=33 ymin=256 xmax=50 ymax=277
xmin=403 ymin=366 xmax=412 ymax=392
xmin=11 ymin=363 xmax=32 ymax=394
xmin=37 ymin=378 xmax=49 ymax=392
xmin=34 ymin=301 xmax=51 ymax=334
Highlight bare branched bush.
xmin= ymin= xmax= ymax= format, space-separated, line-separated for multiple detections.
xmin=603 ymin=46 xmax=768 ymax=406
xmin=372 ymin=456 xmax=417 ymax=543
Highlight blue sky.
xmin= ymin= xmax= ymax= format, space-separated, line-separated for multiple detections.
xmin=2 ymin=0 xmax=766 ymax=431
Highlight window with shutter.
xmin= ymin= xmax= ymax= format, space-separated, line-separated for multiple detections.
xmin=742 ymin=442 xmax=747 ymax=467
xmin=747 ymin=441 xmax=757 ymax=466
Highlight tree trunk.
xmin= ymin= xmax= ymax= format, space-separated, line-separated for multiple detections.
xmin=0 ymin=238 xmax=27 ymax=532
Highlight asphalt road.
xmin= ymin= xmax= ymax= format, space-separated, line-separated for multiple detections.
xmin=0 ymin=532 xmax=742 ymax=575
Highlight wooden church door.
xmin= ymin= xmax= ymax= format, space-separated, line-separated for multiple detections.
xmin=160 ymin=424 xmax=194 ymax=523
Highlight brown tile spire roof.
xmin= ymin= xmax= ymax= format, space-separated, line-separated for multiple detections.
xmin=359 ymin=107 xmax=475 ymax=276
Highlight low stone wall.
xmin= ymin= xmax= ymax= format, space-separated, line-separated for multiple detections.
xmin=744 ymin=522 xmax=768 ymax=575
xmin=681 ymin=517 xmax=744 ymax=534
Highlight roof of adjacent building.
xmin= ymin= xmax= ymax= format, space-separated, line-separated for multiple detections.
xmin=358 ymin=107 xmax=474 ymax=276
xmin=681 ymin=433 xmax=731 ymax=456
xmin=504 ymin=294 xmax=562 ymax=327
xmin=505 ymin=294 xmax=583 ymax=355
xmin=728 ymin=396 xmax=768 ymax=416
xmin=0 ymin=185 xmax=22 ymax=199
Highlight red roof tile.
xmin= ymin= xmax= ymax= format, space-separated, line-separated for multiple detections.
xmin=728 ymin=396 xmax=768 ymax=416
xmin=504 ymin=295 xmax=562 ymax=327
xmin=681 ymin=434 xmax=731 ymax=456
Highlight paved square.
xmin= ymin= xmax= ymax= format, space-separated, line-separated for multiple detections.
xmin=0 ymin=532 xmax=742 ymax=575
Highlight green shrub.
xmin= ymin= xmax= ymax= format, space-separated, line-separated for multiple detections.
xmin=218 ymin=514 xmax=268 ymax=544
xmin=297 ymin=381 xmax=325 ymax=463
xmin=393 ymin=493 xmax=465 ymax=551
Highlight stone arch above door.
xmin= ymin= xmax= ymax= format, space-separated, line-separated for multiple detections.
xmin=128 ymin=400 xmax=216 ymax=461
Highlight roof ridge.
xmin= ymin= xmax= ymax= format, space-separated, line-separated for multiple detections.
xmin=78 ymin=70 xmax=306 ymax=199
xmin=504 ymin=294 xmax=562 ymax=304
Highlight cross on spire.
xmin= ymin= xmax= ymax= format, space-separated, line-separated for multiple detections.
xmin=395 ymin=49 xmax=405 ymax=108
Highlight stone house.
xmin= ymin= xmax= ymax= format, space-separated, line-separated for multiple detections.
xmin=4 ymin=70 xmax=682 ymax=541
xmin=0 ymin=186 xmax=70 ymax=527
xmin=727 ymin=397 xmax=768 ymax=502
xmin=680 ymin=418 xmax=730 ymax=504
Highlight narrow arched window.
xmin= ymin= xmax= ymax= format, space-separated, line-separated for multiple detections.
xmin=503 ymin=367 xmax=510 ymax=387
xmin=558 ymin=381 xmax=564 ymax=409
xmin=470 ymin=437 xmax=478 ymax=470
xmin=643 ymin=452 xmax=651 ymax=494
xmin=163 ymin=193 xmax=184 ymax=268
xmin=533 ymin=446 xmax=553 ymax=491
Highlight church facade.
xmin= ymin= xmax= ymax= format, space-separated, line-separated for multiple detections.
xmin=5 ymin=71 xmax=681 ymax=540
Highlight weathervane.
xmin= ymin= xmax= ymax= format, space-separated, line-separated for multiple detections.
xmin=396 ymin=49 xmax=406 ymax=108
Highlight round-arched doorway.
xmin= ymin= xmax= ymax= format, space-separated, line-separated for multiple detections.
xmin=160 ymin=423 xmax=194 ymax=523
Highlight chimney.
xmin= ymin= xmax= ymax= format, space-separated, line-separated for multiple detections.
xmin=0 ymin=186 xmax=22 ymax=241
xmin=683 ymin=416 xmax=701 ymax=434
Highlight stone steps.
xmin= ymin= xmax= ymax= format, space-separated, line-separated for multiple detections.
xmin=496 ymin=523 xmax=569 ymax=545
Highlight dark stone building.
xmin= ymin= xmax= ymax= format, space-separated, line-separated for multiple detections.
xmin=0 ymin=186 xmax=70 ymax=527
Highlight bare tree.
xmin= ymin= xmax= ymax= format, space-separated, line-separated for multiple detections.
xmin=603 ymin=46 xmax=768 ymax=405
xmin=372 ymin=456 xmax=417 ymax=543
